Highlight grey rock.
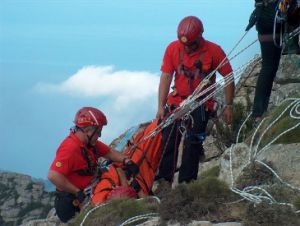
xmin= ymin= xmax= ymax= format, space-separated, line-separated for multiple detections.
xmin=219 ymin=142 xmax=300 ymax=188
xmin=212 ymin=223 xmax=242 ymax=226
xmin=0 ymin=172 xmax=55 ymax=225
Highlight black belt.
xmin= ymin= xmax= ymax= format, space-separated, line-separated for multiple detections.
xmin=55 ymin=189 xmax=75 ymax=198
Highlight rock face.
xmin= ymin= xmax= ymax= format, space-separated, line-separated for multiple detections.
xmin=235 ymin=55 xmax=300 ymax=110
xmin=207 ymin=54 xmax=300 ymax=181
xmin=219 ymin=143 xmax=300 ymax=188
xmin=0 ymin=172 xmax=55 ymax=226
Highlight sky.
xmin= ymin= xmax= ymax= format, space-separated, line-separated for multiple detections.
xmin=0 ymin=0 xmax=259 ymax=179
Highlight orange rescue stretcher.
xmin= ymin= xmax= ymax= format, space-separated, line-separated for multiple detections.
xmin=91 ymin=119 xmax=162 ymax=205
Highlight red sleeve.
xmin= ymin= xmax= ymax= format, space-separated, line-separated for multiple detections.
xmin=160 ymin=43 xmax=175 ymax=74
xmin=49 ymin=144 xmax=79 ymax=176
xmin=213 ymin=45 xmax=233 ymax=77
xmin=95 ymin=140 xmax=110 ymax=156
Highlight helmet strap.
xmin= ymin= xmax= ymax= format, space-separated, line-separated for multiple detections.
xmin=86 ymin=127 xmax=98 ymax=147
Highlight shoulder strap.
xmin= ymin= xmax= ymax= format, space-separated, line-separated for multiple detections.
xmin=76 ymin=148 xmax=97 ymax=176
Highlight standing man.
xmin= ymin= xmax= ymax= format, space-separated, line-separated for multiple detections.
xmin=246 ymin=0 xmax=300 ymax=125
xmin=48 ymin=107 xmax=138 ymax=223
xmin=156 ymin=16 xmax=234 ymax=188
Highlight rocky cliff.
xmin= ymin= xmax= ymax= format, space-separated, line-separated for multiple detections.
xmin=0 ymin=172 xmax=55 ymax=226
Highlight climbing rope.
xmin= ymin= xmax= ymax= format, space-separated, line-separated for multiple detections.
xmin=80 ymin=202 xmax=110 ymax=226
xmin=80 ymin=196 xmax=161 ymax=226
xmin=229 ymin=98 xmax=300 ymax=210
xmin=163 ymin=55 xmax=260 ymax=130
xmin=254 ymin=99 xmax=300 ymax=158
xmin=285 ymin=25 xmax=300 ymax=42
xmin=124 ymin=32 xmax=259 ymax=153
xmin=118 ymin=213 xmax=159 ymax=226
xmin=160 ymin=55 xmax=257 ymax=130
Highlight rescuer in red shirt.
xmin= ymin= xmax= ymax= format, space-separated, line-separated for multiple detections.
xmin=48 ymin=107 xmax=139 ymax=223
xmin=155 ymin=16 xmax=235 ymax=190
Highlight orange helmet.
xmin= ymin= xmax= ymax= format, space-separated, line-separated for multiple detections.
xmin=177 ymin=16 xmax=204 ymax=45
xmin=74 ymin=107 xmax=107 ymax=128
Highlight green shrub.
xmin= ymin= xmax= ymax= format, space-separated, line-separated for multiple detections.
xmin=214 ymin=102 xmax=253 ymax=148
xmin=250 ymin=100 xmax=300 ymax=147
xmin=293 ymin=195 xmax=300 ymax=210
xmin=235 ymin=162 xmax=275 ymax=189
xmin=70 ymin=197 xmax=159 ymax=226
xmin=267 ymin=184 xmax=300 ymax=205
xmin=199 ymin=166 xmax=220 ymax=179
xmin=243 ymin=202 xmax=300 ymax=226
xmin=159 ymin=177 xmax=239 ymax=225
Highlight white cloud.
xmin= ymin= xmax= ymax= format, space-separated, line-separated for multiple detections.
xmin=35 ymin=65 xmax=160 ymax=110
xmin=35 ymin=65 xmax=162 ymax=143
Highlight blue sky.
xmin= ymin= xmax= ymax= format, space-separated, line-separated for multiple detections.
xmin=0 ymin=0 xmax=259 ymax=179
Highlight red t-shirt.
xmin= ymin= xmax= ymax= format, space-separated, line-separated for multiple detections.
xmin=161 ymin=39 xmax=233 ymax=109
xmin=49 ymin=132 xmax=110 ymax=190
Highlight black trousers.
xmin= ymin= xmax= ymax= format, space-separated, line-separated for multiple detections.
xmin=252 ymin=1 xmax=282 ymax=118
xmin=157 ymin=105 xmax=209 ymax=183
xmin=252 ymin=41 xmax=282 ymax=117
xmin=54 ymin=191 xmax=80 ymax=223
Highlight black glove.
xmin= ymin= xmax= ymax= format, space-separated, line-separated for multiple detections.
xmin=245 ymin=5 xmax=263 ymax=31
xmin=130 ymin=179 xmax=141 ymax=192
xmin=75 ymin=190 xmax=86 ymax=204
xmin=124 ymin=158 xmax=139 ymax=179
xmin=245 ymin=8 xmax=258 ymax=31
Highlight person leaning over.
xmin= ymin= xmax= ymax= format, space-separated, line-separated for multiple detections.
xmin=156 ymin=16 xmax=235 ymax=188
xmin=48 ymin=107 xmax=139 ymax=223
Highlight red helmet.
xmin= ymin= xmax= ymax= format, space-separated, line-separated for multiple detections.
xmin=74 ymin=107 xmax=107 ymax=128
xmin=107 ymin=186 xmax=138 ymax=200
xmin=177 ymin=16 xmax=204 ymax=45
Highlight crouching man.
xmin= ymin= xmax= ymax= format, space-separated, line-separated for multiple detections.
xmin=48 ymin=107 xmax=138 ymax=223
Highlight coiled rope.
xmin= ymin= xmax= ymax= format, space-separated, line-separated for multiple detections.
xmin=229 ymin=98 xmax=300 ymax=211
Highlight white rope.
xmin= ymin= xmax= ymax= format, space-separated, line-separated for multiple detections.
xmin=118 ymin=213 xmax=159 ymax=226
xmin=249 ymin=118 xmax=267 ymax=162
xmin=128 ymin=34 xmax=260 ymax=149
xmin=182 ymin=40 xmax=259 ymax=108
xmin=229 ymin=98 xmax=300 ymax=211
xmin=236 ymin=113 xmax=252 ymax=144
xmin=285 ymin=26 xmax=300 ymax=42
xmin=164 ymin=55 xmax=260 ymax=131
xmin=117 ymin=196 xmax=160 ymax=225
xmin=142 ymin=195 xmax=161 ymax=204
xmin=253 ymin=99 xmax=299 ymax=158
xmin=255 ymin=160 xmax=300 ymax=192
xmin=257 ymin=99 xmax=300 ymax=156
xmin=80 ymin=196 xmax=161 ymax=226
xmin=80 ymin=202 xmax=110 ymax=226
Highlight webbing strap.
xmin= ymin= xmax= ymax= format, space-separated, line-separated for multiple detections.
xmin=76 ymin=147 xmax=99 ymax=176
xmin=177 ymin=48 xmax=214 ymax=95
